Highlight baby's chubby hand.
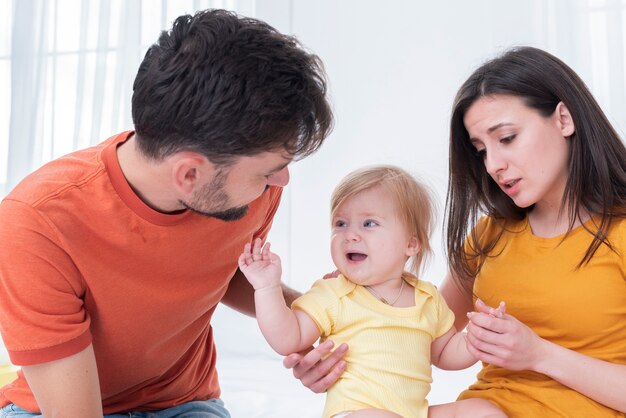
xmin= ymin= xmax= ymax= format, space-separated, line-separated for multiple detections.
xmin=475 ymin=299 xmax=507 ymax=318
xmin=238 ymin=238 xmax=283 ymax=290
xmin=489 ymin=300 xmax=506 ymax=318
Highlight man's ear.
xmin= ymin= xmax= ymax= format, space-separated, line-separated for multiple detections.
xmin=170 ymin=152 xmax=215 ymax=195
xmin=555 ymin=101 xmax=575 ymax=137
xmin=406 ymin=236 xmax=420 ymax=257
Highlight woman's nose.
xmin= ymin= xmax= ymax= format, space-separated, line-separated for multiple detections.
xmin=484 ymin=148 xmax=507 ymax=176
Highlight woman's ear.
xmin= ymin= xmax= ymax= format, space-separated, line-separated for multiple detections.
xmin=555 ymin=101 xmax=575 ymax=137
xmin=406 ymin=236 xmax=420 ymax=257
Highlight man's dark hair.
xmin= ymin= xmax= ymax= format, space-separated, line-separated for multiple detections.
xmin=131 ymin=9 xmax=333 ymax=164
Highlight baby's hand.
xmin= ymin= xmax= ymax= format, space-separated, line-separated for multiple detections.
xmin=488 ymin=301 xmax=507 ymax=318
xmin=238 ymin=238 xmax=282 ymax=290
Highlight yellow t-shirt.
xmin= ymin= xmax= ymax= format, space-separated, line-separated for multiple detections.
xmin=292 ymin=273 xmax=455 ymax=418
xmin=458 ymin=216 xmax=626 ymax=418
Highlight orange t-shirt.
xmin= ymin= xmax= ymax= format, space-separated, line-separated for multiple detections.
xmin=0 ymin=131 xmax=282 ymax=413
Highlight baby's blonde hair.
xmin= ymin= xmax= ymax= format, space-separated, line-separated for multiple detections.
xmin=330 ymin=165 xmax=435 ymax=276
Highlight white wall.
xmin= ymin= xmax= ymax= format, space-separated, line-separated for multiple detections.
xmin=3 ymin=0 xmax=625 ymax=412
xmin=259 ymin=0 xmax=625 ymax=290
xmin=213 ymin=0 xmax=626 ymax=409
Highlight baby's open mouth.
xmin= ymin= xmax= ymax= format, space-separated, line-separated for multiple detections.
xmin=347 ymin=253 xmax=367 ymax=261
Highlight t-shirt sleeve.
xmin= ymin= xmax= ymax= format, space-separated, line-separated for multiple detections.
xmin=463 ymin=215 xmax=493 ymax=273
xmin=0 ymin=199 xmax=92 ymax=365
xmin=617 ymin=219 xmax=626 ymax=279
xmin=291 ymin=279 xmax=339 ymax=338
xmin=252 ymin=186 xmax=283 ymax=242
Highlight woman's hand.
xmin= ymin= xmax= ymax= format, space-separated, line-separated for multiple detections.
xmin=322 ymin=270 xmax=340 ymax=279
xmin=465 ymin=299 xmax=548 ymax=371
xmin=467 ymin=298 xmax=626 ymax=412
xmin=283 ymin=340 xmax=348 ymax=393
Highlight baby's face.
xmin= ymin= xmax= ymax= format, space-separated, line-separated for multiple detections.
xmin=330 ymin=186 xmax=416 ymax=286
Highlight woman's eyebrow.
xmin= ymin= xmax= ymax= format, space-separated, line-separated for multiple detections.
xmin=487 ymin=122 xmax=514 ymax=134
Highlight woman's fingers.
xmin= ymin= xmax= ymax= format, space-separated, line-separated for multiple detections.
xmin=465 ymin=339 xmax=507 ymax=367
xmin=467 ymin=311 xmax=509 ymax=334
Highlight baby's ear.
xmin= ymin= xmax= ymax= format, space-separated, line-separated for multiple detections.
xmin=406 ymin=236 xmax=420 ymax=257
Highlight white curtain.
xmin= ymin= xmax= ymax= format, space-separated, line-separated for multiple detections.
xmin=1 ymin=0 xmax=255 ymax=196
xmin=2 ymin=0 xmax=626 ymax=195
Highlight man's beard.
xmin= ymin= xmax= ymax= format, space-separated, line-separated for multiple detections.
xmin=180 ymin=200 xmax=249 ymax=221
xmin=179 ymin=168 xmax=249 ymax=222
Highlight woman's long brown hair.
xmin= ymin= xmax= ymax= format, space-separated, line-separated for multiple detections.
xmin=446 ymin=46 xmax=626 ymax=291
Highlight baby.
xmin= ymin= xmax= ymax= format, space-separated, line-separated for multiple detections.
xmin=239 ymin=165 xmax=506 ymax=418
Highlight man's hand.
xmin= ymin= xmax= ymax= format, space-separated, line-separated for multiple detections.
xmin=283 ymin=340 xmax=348 ymax=393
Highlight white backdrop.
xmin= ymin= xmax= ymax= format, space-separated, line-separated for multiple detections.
xmin=214 ymin=0 xmax=626 ymax=415
xmin=3 ymin=0 xmax=626 ymax=416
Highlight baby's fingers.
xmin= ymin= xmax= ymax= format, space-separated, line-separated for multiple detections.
xmin=251 ymin=237 xmax=263 ymax=251
xmin=238 ymin=251 xmax=251 ymax=269
xmin=262 ymin=242 xmax=272 ymax=259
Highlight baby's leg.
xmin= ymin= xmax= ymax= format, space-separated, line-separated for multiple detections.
xmin=428 ymin=399 xmax=507 ymax=418
xmin=335 ymin=409 xmax=403 ymax=418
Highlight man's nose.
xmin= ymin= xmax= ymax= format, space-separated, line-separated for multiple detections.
xmin=267 ymin=167 xmax=290 ymax=187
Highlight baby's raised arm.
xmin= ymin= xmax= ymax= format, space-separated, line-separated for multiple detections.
xmin=238 ymin=238 xmax=321 ymax=355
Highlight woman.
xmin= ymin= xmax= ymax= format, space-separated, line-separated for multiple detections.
xmin=286 ymin=47 xmax=626 ymax=418
xmin=440 ymin=46 xmax=626 ymax=417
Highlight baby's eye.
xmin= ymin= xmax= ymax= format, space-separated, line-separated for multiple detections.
xmin=334 ymin=220 xmax=347 ymax=228
xmin=363 ymin=220 xmax=378 ymax=227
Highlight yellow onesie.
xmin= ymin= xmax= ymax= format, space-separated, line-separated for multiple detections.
xmin=292 ymin=273 xmax=454 ymax=418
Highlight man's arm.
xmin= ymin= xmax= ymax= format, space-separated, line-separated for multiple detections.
xmin=220 ymin=268 xmax=302 ymax=317
xmin=21 ymin=344 xmax=103 ymax=418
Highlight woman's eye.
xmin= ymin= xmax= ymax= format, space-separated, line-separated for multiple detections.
xmin=475 ymin=149 xmax=486 ymax=160
xmin=500 ymin=134 xmax=516 ymax=144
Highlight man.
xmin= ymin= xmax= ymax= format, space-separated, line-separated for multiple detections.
xmin=0 ymin=9 xmax=332 ymax=417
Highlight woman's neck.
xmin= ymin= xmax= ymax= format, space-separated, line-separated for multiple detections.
xmin=527 ymin=203 xmax=591 ymax=238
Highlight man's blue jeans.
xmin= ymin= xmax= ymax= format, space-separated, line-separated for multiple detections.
xmin=0 ymin=398 xmax=231 ymax=418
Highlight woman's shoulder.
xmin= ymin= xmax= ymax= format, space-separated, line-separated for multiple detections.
xmin=611 ymin=216 xmax=626 ymax=230
xmin=609 ymin=217 xmax=626 ymax=246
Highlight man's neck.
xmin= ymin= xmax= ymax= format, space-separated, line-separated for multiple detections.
xmin=116 ymin=134 xmax=181 ymax=213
